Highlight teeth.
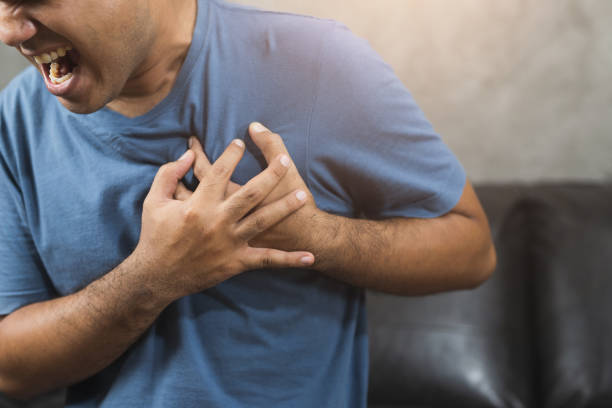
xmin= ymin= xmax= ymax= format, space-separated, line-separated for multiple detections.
xmin=40 ymin=53 xmax=52 ymax=64
xmin=33 ymin=46 xmax=73 ymax=65
xmin=50 ymin=72 xmax=73 ymax=85
xmin=49 ymin=62 xmax=73 ymax=84
xmin=50 ymin=62 xmax=60 ymax=77
xmin=33 ymin=45 xmax=76 ymax=85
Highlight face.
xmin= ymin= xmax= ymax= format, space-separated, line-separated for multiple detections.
xmin=0 ymin=0 xmax=158 ymax=113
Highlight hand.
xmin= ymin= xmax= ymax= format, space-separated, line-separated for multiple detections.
xmin=185 ymin=123 xmax=324 ymax=254
xmin=134 ymin=139 xmax=315 ymax=302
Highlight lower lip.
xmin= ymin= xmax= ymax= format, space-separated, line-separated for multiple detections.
xmin=41 ymin=64 xmax=80 ymax=97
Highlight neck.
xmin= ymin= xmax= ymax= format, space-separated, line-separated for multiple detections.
xmin=106 ymin=0 xmax=197 ymax=118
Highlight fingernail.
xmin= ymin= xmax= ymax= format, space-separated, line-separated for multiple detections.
xmin=252 ymin=122 xmax=267 ymax=133
xmin=296 ymin=190 xmax=307 ymax=201
xmin=233 ymin=139 xmax=245 ymax=148
xmin=280 ymin=155 xmax=290 ymax=167
xmin=189 ymin=137 xmax=195 ymax=148
xmin=301 ymin=256 xmax=314 ymax=265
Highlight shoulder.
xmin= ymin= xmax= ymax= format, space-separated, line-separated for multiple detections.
xmin=205 ymin=2 xmax=380 ymax=97
xmin=211 ymin=2 xmax=389 ymax=92
xmin=0 ymin=66 xmax=53 ymax=130
xmin=211 ymin=0 xmax=336 ymax=28
xmin=209 ymin=0 xmax=339 ymax=54
xmin=0 ymin=67 xmax=51 ymax=174
xmin=0 ymin=66 xmax=48 ymax=107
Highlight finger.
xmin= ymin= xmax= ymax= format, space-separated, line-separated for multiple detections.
xmin=223 ymin=153 xmax=291 ymax=221
xmin=190 ymin=136 xmax=242 ymax=198
xmin=193 ymin=139 xmax=245 ymax=201
xmin=149 ymin=150 xmax=194 ymax=202
xmin=174 ymin=182 xmax=193 ymax=201
xmin=235 ymin=189 xmax=307 ymax=241
xmin=189 ymin=136 xmax=212 ymax=181
xmin=249 ymin=122 xmax=291 ymax=165
xmin=226 ymin=180 xmax=242 ymax=197
xmin=242 ymin=247 xmax=315 ymax=270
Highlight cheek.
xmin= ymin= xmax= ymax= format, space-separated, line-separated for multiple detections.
xmin=99 ymin=7 xmax=155 ymax=70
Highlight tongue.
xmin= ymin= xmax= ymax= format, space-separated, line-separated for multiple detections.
xmin=53 ymin=56 xmax=74 ymax=76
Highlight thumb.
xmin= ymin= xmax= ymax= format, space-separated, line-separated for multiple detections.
xmin=149 ymin=150 xmax=195 ymax=201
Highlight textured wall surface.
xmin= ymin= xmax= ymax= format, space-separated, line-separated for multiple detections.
xmin=0 ymin=46 xmax=29 ymax=91
xmin=1 ymin=0 xmax=611 ymax=183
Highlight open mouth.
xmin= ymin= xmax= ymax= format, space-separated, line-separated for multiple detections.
xmin=33 ymin=46 xmax=80 ymax=86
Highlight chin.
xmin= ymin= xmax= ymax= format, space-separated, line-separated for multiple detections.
xmin=56 ymin=95 xmax=109 ymax=115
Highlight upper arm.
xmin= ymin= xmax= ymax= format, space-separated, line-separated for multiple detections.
xmin=449 ymin=178 xmax=497 ymax=279
xmin=0 ymin=153 xmax=55 ymax=315
xmin=308 ymin=22 xmax=466 ymax=220
xmin=450 ymin=179 xmax=489 ymax=223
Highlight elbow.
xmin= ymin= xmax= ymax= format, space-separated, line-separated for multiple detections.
xmin=465 ymin=240 xmax=497 ymax=290
xmin=0 ymin=369 xmax=61 ymax=402
xmin=0 ymin=376 xmax=35 ymax=401
xmin=0 ymin=360 xmax=43 ymax=402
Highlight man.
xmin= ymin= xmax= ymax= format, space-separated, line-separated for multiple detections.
xmin=0 ymin=0 xmax=496 ymax=406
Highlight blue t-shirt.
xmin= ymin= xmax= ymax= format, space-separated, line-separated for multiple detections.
xmin=0 ymin=0 xmax=465 ymax=406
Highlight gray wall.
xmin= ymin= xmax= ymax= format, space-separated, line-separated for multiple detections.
xmin=2 ymin=0 xmax=611 ymax=183
xmin=0 ymin=46 xmax=29 ymax=91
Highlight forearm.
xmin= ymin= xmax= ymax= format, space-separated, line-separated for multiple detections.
xmin=0 ymin=252 xmax=172 ymax=400
xmin=310 ymin=211 xmax=496 ymax=296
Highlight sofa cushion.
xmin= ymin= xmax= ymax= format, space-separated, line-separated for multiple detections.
xmin=529 ymin=184 xmax=612 ymax=407
xmin=0 ymin=389 xmax=64 ymax=408
xmin=367 ymin=185 xmax=535 ymax=407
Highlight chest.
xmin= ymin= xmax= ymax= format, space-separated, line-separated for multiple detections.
xmin=25 ymin=124 xmax=309 ymax=296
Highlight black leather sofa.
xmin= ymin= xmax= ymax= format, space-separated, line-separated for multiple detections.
xmin=368 ymin=183 xmax=612 ymax=408
xmin=2 ymin=183 xmax=611 ymax=408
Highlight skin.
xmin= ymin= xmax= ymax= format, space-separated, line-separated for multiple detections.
xmin=0 ymin=140 xmax=316 ymax=400
xmin=0 ymin=0 xmax=196 ymax=116
xmin=188 ymin=124 xmax=497 ymax=296
xmin=0 ymin=0 xmax=497 ymax=401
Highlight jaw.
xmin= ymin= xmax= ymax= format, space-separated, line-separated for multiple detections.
xmin=29 ymin=48 xmax=115 ymax=114
xmin=34 ymin=47 xmax=82 ymax=98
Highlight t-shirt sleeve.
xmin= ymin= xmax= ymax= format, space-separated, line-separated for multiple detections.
xmin=307 ymin=22 xmax=466 ymax=219
xmin=0 ymin=153 xmax=55 ymax=315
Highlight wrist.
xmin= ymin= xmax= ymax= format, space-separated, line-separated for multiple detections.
xmin=306 ymin=209 xmax=344 ymax=272
xmin=124 ymin=247 xmax=182 ymax=307
xmin=85 ymin=250 xmax=175 ymax=329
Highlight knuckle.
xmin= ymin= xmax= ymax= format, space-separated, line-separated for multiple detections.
xmin=151 ymin=211 xmax=167 ymax=226
xmin=286 ymin=194 xmax=300 ymax=210
xmin=270 ymin=162 xmax=286 ymax=179
xmin=254 ymin=215 xmax=268 ymax=232
xmin=234 ymin=226 xmax=250 ymax=243
xmin=200 ymin=180 xmax=225 ymax=191
xmin=243 ymin=187 xmax=262 ymax=203
xmin=227 ymin=260 xmax=244 ymax=276
xmin=193 ymin=161 xmax=206 ymax=179
xmin=181 ymin=205 xmax=200 ymax=223
xmin=224 ymin=201 xmax=246 ymax=219
xmin=260 ymin=250 xmax=274 ymax=268
xmin=211 ymin=163 xmax=228 ymax=178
